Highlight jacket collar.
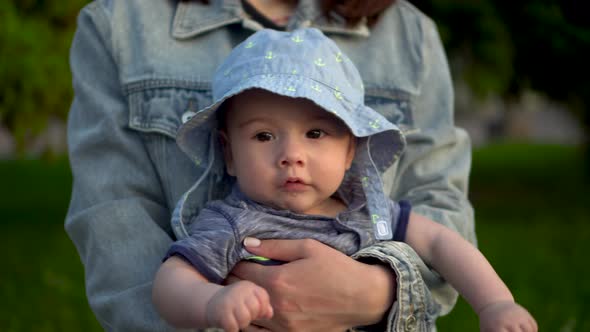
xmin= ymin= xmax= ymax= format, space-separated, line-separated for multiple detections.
xmin=171 ymin=0 xmax=370 ymax=39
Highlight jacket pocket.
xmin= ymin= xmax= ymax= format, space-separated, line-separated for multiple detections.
xmin=125 ymin=81 xmax=214 ymax=209
xmin=127 ymin=82 xmax=213 ymax=138
xmin=365 ymin=87 xmax=417 ymax=135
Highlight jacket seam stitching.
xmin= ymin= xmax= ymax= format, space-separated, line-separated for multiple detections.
xmin=123 ymin=79 xmax=211 ymax=95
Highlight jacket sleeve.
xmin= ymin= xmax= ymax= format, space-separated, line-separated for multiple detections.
xmin=166 ymin=205 xmax=241 ymax=285
xmin=353 ymin=16 xmax=475 ymax=331
xmin=65 ymin=3 xmax=184 ymax=331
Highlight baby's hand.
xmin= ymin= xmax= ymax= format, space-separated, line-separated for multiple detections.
xmin=206 ymin=280 xmax=273 ymax=332
xmin=478 ymin=301 xmax=537 ymax=332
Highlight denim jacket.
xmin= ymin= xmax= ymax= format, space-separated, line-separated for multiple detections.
xmin=65 ymin=0 xmax=475 ymax=331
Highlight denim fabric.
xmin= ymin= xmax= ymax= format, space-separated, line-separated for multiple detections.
xmin=65 ymin=0 xmax=475 ymax=331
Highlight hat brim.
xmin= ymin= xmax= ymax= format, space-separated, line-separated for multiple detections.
xmin=176 ymin=73 xmax=402 ymax=161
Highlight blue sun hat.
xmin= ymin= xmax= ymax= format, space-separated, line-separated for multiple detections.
xmin=175 ymin=28 xmax=406 ymax=240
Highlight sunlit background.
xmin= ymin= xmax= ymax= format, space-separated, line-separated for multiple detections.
xmin=1 ymin=1 xmax=588 ymax=331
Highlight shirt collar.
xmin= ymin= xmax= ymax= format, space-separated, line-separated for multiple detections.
xmin=171 ymin=0 xmax=370 ymax=40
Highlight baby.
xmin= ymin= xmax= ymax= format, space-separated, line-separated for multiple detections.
xmin=152 ymin=28 xmax=537 ymax=332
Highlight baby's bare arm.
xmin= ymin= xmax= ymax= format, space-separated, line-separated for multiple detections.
xmin=152 ymin=256 xmax=272 ymax=331
xmin=405 ymin=212 xmax=513 ymax=311
xmin=405 ymin=213 xmax=537 ymax=331
xmin=152 ymin=256 xmax=222 ymax=327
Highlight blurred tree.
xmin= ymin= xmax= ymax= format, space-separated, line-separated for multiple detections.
xmin=0 ymin=0 xmax=89 ymax=154
xmin=412 ymin=0 xmax=589 ymax=100
xmin=411 ymin=0 xmax=514 ymax=97
xmin=412 ymin=0 xmax=590 ymax=174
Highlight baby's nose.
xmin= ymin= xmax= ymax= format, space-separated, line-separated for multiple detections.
xmin=278 ymin=138 xmax=305 ymax=167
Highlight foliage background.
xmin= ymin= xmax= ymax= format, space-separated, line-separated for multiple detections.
xmin=1 ymin=0 xmax=589 ymax=331
xmin=0 ymin=1 xmax=88 ymax=152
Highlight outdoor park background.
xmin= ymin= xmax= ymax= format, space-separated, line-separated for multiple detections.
xmin=1 ymin=0 xmax=589 ymax=331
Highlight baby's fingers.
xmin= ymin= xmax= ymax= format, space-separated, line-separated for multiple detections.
xmin=523 ymin=315 xmax=538 ymax=332
xmin=252 ymin=286 xmax=273 ymax=318
xmin=232 ymin=304 xmax=258 ymax=330
xmin=515 ymin=308 xmax=537 ymax=332
xmin=233 ymin=287 xmax=271 ymax=329
xmin=499 ymin=315 xmax=537 ymax=332
xmin=479 ymin=302 xmax=537 ymax=332
xmin=513 ymin=321 xmax=536 ymax=332
xmin=218 ymin=315 xmax=240 ymax=332
xmin=242 ymin=324 xmax=272 ymax=332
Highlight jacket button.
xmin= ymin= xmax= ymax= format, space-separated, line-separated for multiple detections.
xmin=181 ymin=111 xmax=196 ymax=123
xmin=404 ymin=315 xmax=416 ymax=331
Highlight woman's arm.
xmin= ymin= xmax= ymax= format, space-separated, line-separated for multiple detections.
xmin=66 ymin=3 xmax=175 ymax=330
xmin=380 ymin=4 xmax=477 ymax=323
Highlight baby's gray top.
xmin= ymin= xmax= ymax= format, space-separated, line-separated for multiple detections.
xmin=166 ymin=185 xmax=409 ymax=284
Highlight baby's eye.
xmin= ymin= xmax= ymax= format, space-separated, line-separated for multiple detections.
xmin=306 ymin=129 xmax=326 ymax=139
xmin=254 ymin=132 xmax=274 ymax=141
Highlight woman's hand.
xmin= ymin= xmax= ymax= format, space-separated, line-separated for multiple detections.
xmin=226 ymin=238 xmax=396 ymax=332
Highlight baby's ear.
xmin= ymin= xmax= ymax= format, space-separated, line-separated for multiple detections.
xmin=218 ymin=131 xmax=235 ymax=176
xmin=345 ymin=136 xmax=357 ymax=170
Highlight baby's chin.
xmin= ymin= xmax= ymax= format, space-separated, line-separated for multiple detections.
xmin=260 ymin=197 xmax=322 ymax=216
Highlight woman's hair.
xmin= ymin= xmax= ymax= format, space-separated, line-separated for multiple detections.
xmin=193 ymin=0 xmax=396 ymax=27
xmin=320 ymin=0 xmax=396 ymax=27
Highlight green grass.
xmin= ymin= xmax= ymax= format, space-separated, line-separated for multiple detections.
xmin=0 ymin=158 xmax=101 ymax=331
xmin=438 ymin=143 xmax=590 ymax=331
xmin=1 ymin=144 xmax=589 ymax=331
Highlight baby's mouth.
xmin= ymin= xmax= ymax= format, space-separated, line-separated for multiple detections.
xmin=282 ymin=177 xmax=307 ymax=191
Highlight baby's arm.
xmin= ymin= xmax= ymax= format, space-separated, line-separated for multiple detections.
xmin=405 ymin=212 xmax=537 ymax=331
xmin=152 ymin=256 xmax=273 ymax=331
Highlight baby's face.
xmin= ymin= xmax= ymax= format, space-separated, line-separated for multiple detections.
xmin=222 ymin=89 xmax=356 ymax=217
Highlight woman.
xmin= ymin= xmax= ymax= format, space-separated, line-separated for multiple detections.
xmin=66 ymin=0 xmax=475 ymax=331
